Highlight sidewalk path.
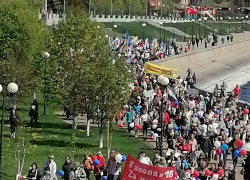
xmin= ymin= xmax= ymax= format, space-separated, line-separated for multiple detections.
xmin=57 ymin=112 xmax=243 ymax=180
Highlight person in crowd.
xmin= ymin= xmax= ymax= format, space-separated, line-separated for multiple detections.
xmin=27 ymin=163 xmax=41 ymax=180
xmin=97 ymin=151 xmax=105 ymax=172
xmin=70 ymin=162 xmax=86 ymax=180
xmin=29 ymin=99 xmax=39 ymax=127
xmin=41 ymin=166 xmax=58 ymax=180
xmin=42 ymin=155 xmax=57 ymax=177
xmin=62 ymin=156 xmax=72 ymax=180
xmin=82 ymin=153 xmax=93 ymax=180
xmin=9 ymin=107 xmax=20 ymax=138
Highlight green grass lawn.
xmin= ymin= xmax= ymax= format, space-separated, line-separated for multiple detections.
xmin=2 ymin=101 xmax=154 ymax=180
xmin=101 ymin=22 xmax=183 ymax=42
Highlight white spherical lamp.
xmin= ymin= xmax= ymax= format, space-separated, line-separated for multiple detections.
xmin=0 ymin=84 xmax=2 ymax=93
xmin=115 ymin=154 xmax=122 ymax=162
xmin=157 ymin=75 xmax=165 ymax=84
xmin=7 ymin=83 xmax=18 ymax=94
xmin=161 ymin=77 xmax=169 ymax=85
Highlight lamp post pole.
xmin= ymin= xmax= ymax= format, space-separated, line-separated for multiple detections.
xmin=220 ymin=17 xmax=223 ymax=35
xmin=241 ymin=17 xmax=244 ymax=32
xmin=159 ymin=22 xmax=163 ymax=40
xmin=246 ymin=16 xmax=249 ymax=31
xmin=204 ymin=17 xmax=207 ymax=38
xmin=184 ymin=20 xmax=186 ymax=42
xmin=228 ymin=17 xmax=231 ymax=34
xmin=0 ymin=83 xmax=18 ymax=180
xmin=142 ymin=23 xmax=146 ymax=40
xmin=113 ymin=24 xmax=117 ymax=38
xmin=157 ymin=75 xmax=169 ymax=156
xmin=236 ymin=17 xmax=239 ymax=33
xmin=192 ymin=19 xmax=194 ymax=41
xmin=42 ymin=51 xmax=50 ymax=115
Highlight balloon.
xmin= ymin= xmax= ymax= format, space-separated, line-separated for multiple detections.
xmin=152 ymin=119 xmax=158 ymax=124
xmin=214 ymin=114 xmax=217 ymax=118
xmin=150 ymin=131 xmax=154 ymax=135
xmin=214 ymin=141 xmax=221 ymax=148
xmin=129 ymin=123 xmax=135 ymax=128
xmin=58 ymin=170 xmax=64 ymax=176
xmin=179 ymin=136 xmax=183 ymax=141
xmin=224 ymin=108 xmax=229 ymax=113
xmin=31 ymin=105 xmax=36 ymax=110
xmin=216 ymin=148 xmax=222 ymax=155
xmin=237 ymin=140 xmax=243 ymax=147
xmin=217 ymin=170 xmax=223 ymax=177
xmin=115 ymin=154 xmax=122 ymax=162
xmin=134 ymin=82 xmax=138 ymax=86
xmin=244 ymin=108 xmax=249 ymax=115
xmin=150 ymin=135 xmax=154 ymax=140
xmin=152 ymin=124 xmax=157 ymax=129
xmin=240 ymin=149 xmax=247 ymax=156
xmin=184 ymin=160 xmax=188 ymax=169
xmin=186 ymin=170 xmax=192 ymax=174
xmin=193 ymin=171 xmax=199 ymax=178
xmin=234 ymin=150 xmax=241 ymax=157
xmin=119 ymin=123 xmax=123 ymax=128
xmin=179 ymin=145 xmax=183 ymax=150
xmin=197 ymin=114 xmax=201 ymax=119
xmin=136 ymin=124 xmax=141 ymax=130
xmin=196 ymin=178 xmax=201 ymax=180
xmin=212 ymin=174 xmax=219 ymax=180
xmin=122 ymin=155 xmax=127 ymax=162
xmin=117 ymin=114 xmax=121 ymax=119
xmin=221 ymin=144 xmax=228 ymax=151
xmin=174 ymin=126 xmax=178 ymax=131
xmin=205 ymin=169 xmax=211 ymax=176
xmin=244 ymin=143 xmax=250 ymax=151
xmin=102 ymin=176 xmax=107 ymax=180
xmin=215 ymin=110 xmax=219 ymax=114
xmin=91 ymin=155 xmax=98 ymax=162
xmin=94 ymin=159 xmax=100 ymax=166
xmin=175 ymin=101 xmax=179 ymax=106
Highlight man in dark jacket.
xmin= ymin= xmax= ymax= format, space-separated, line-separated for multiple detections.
xmin=29 ymin=99 xmax=39 ymax=127
xmin=200 ymin=136 xmax=212 ymax=162
xmin=62 ymin=156 xmax=72 ymax=180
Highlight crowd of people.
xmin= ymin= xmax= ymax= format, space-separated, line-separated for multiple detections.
xmin=116 ymin=45 xmax=250 ymax=180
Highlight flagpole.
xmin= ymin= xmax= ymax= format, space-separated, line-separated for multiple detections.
xmin=89 ymin=0 xmax=91 ymax=16
xmin=129 ymin=0 xmax=131 ymax=17
xmin=161 ymin=0 xmax=163 ymax=19
xmin=111 ymin=0 xmax=113 ymax=16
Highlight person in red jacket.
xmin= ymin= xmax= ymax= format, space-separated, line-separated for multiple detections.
xmin=234 ymin=85 xmax=240 ymax=98
xmin=97 ymin=151 xmax=105 ymax=170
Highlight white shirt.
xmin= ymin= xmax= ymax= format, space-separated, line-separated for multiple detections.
xmin=42 ymin=160 xmax=57 ymax=176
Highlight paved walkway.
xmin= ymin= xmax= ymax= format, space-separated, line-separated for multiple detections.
xmin=57 ymin=112 xmax=244 ymax=180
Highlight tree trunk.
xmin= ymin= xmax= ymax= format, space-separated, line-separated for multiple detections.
xmin=86 ymin=113 xmax=90 ymax=137
xmin=98 ymin=119 xmax=104 ymax=149
xmin=72 ymin=111 xmax=78 ymax=129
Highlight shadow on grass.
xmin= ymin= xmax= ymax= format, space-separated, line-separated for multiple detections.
xmin=30 ymin=139 xmax=96 ymax=148
xmin=36 ymin=122 xmax=71 ymax=129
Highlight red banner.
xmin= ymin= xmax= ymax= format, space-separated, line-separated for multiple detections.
xmin=186 ymin=7 xmax=197 ymax=14
xmin=121 ymin=154 xmax=177 ymax=180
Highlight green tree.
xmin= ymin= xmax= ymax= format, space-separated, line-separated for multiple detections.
xmin=0 ymin=0 xmax=49 ymax=99
xmin=52 ymin=12 xmax=132 ymax=148
xmin=162 ymin=0 xmax=174 ymax=17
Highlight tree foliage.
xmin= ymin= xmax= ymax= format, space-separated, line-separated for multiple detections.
xmin=52 ymin=12 xmax=132 ymax=124
xmin=0 ymin=0 xmax=50 ymax=99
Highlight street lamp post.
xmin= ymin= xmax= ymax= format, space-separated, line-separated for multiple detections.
xmin=159 ymin=22 xmax=163 ymax=40
xmin=236 ymin=17 xmax=239 ymax=33
xmin=204 ymin=17 xmax=207 ymax=38
xmin=173 ymin=21 xmax=176 ymax=39
xmin=220 ymin=17 xmax=223 ymax=35
xmin=142 ymin=23 xmax=146 ymax=40
xmin=241 ymin=16 xmax=244 ymax=32
xmin=42 ymin=51 xmax=50 ymax=115
xmin=0 ymin=82 xmax=18 ymax=180
xmin=113 ymin=24 xmax=117 ymax=38
xmin=198 ymin=19 xmax=202 ymax=36
xmin=228 ymin=17 xmax=231 ymax=35
xmin=192 ymin=19 xmax=195 ymax=41
xmin=163 ymin=20 xmax=166 ymax=43
xmin=213 ymin=18 xmax=215 ymax=35
xmin=184 ymin=19 xmax=187 ymax=42
xmin=157 ymin=75 xmax=169 ymax=156
xmin=246 ymin=16 xmax=249 ymax=31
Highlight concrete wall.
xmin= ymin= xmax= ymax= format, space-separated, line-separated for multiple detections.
xmin=154 ymin=38 xmax=250 ymax=92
